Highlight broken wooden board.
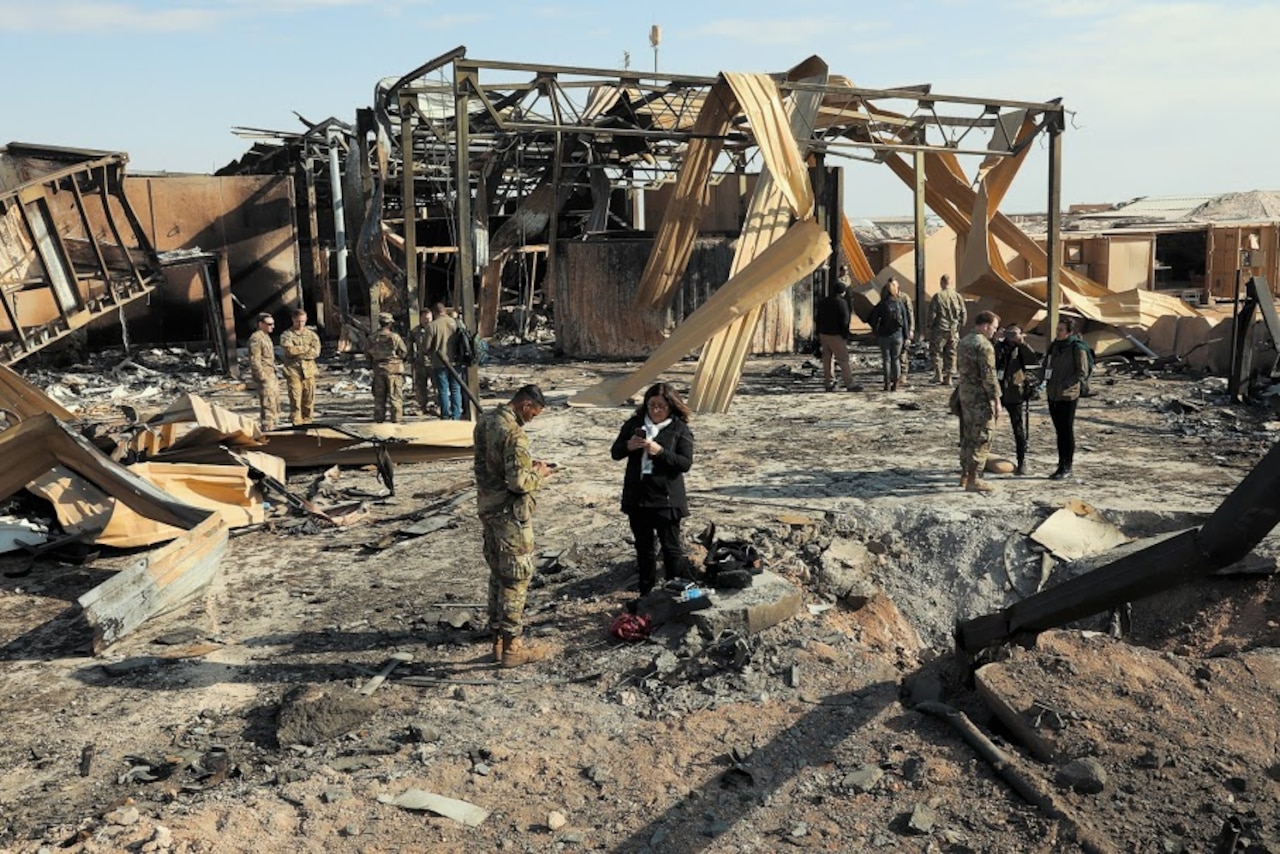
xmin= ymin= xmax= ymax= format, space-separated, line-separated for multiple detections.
xmin=131 ymin=392 xmax=264 ymax=456
xmin=0 ymin=413 xmax=209 ymax=531
xmin=0 ymin=362 xmax=76 ymax=422
xmin=1030 ymin=506 xmax=1130 ymax=562
xmin=259 ymin=420 xmax=474 ymax=467
xmin=77 ymin=512 xmax=227 ymax=652
xmin=689 ymin=59 xmax=827 ymax=414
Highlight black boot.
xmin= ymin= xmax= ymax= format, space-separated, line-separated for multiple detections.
xmin=1015 ymin=458 xmax=1026 ymax=476
xmin=1048 ymin=465 xmax=1065 ymax=480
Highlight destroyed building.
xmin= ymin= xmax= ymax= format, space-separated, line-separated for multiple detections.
xmin=2 ymin=46 xmax=1280 ymax=854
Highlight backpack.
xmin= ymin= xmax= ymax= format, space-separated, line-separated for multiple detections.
xmin=1072 ymin=336 xmax=1096 ymax=396
xmin=873 ymin=299 xmax=904 ymax=337
xmin=450 ymin=322 xmax=487 ymax=368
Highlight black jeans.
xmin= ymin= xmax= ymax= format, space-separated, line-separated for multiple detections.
xmin=1048 ymin=398 xmax=1078 ymax=469
xmin=628 ymin=509 xmax=685 ymax=594
xmin=1008 ymin=398 xmax=1029 ymax=465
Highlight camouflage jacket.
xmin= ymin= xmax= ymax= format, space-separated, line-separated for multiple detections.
xmin=473 ymin=403 xmax=544 ymax=518
xmin=927 ymin=288 xmax=967 ymax=335
xmin=957 ymin=332 xmax=998 ymax=403
xmin=280 ymin=327 xmax=321 ymax=377
xmin=248 ymin=329 xmax=275 ymax=379
xmin=368 ymin=328 xmax=408 ymax=372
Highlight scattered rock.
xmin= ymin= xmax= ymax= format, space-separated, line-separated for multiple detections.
xmin=548 ymin=810 xmax=568 ymax=831
xmin=1056 ymin=757 xmax=1108 ymax=794
xmin=842 ymin=765 xmax=883 ymax=793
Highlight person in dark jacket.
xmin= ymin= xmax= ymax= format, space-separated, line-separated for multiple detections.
xmin=867 ymin=277 xmax=910 ymax=391
xmin=610 ymin=383 xmax=695 ymax=595
xmin=994 ymin=323 xmax=1040 ymax=475
xmin=815 ymin=278 xmax=855 ymax=392
xmin=1044 ymin=317 xmax=1091 ymax=480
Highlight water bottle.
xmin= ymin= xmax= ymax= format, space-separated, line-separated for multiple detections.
xmin=679 ymin=587 xmax=705 ymax=603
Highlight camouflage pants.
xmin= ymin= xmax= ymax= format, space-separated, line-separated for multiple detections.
xmin=930 ymin=329 xmax=960 ymax=380
xmin=254 ymin=373 xmax=280 ymax=431
xmin=482 ymin=509 xmax=536 ymax=639
xmin=284 ymin=367 xmax=316 ymax=423
xmin=412 ymin=364 xmax=433 ymax=414
xmin=373 ymin=371 xmax=403 ymax=423
xmin=958 ymin=396 xmax=994 ymax=471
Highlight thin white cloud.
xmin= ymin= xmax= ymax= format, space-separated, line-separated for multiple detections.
xmin=0 ymin=1 xmax=223 ymax=32
xmin=689 ymin=17 xmax=850 ymax=47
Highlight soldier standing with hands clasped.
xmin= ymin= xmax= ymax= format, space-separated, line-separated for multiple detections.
xmin=280 ymin=307 xmax=321 ymax=424
xmin=248 ymin=312 xmax=279 ymax=430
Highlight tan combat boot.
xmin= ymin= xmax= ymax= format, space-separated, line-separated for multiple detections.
xmin=966 ymin=467 xmax=995 ymax=493
xmin=501 ymin=636 xmax=554 ymax=668
xmin=958 ymin=470 xmax=970 ymax=489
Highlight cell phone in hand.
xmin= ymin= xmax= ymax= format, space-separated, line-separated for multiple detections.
xmin=634 ymin=428 xmax=646 ymax=438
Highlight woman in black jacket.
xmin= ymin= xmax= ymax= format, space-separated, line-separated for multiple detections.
xmin=1044 ymin=317 xmax=1091 ymax=480
xmin=610 ymin=383 xmax=695 ymax=595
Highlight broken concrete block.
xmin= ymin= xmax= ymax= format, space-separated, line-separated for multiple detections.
xmin=819 ymin=538 xmax=877 ymax=604
xmin=691 ymin=570 xmax=802 ymax=636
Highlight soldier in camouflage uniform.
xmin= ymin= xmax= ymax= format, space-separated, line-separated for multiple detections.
xmin=927 ymin=274 xmax=967 ymax=385
xmin=474 ymin=385 xmax=556 ymax=668
xmin=280 ymin=307 xmax=321 ymax=423
xmin=248 ymin=312 xmax=279 ymax=430
xmin=898 ymin=286 xmax=915 ymax=385
xmin=407 ymin=307 xmax=435 ymax=416
xmin=956 ymin=310 xmax=1001 ymax=493
xmin=368 ymin=312 xmax=408 ymax=423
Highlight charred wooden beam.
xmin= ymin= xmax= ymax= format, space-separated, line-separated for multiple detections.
xmin=956 ymin=439 xmax=1280 ymax=654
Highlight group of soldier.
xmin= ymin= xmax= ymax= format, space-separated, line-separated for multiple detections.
xmin=247 ymin=307 xmax=321 ymax=430
xmin=247 ymin=304 xmax=468 ymax=429
xmin=826 ymin=267 xmax=1070 ymax=494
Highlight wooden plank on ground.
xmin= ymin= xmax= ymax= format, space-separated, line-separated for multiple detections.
xmin=77 ymin=512 xmax=227 ymax=652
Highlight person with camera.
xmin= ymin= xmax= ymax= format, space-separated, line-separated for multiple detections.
xmin=994 ymin=323 xmax=1040 ymax=476
xmin=610 ymin=383 xmax=695 ymax=596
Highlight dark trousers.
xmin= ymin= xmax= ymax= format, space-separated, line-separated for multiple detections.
xmin=1048 ymin=398 xmax=1078 ymax=469
xmin=1009 ymin=399 xmax=1029 ymax=465
xmin=628 ymin=509 xmax=685 ymax=595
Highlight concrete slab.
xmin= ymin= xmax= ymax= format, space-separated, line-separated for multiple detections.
xmin=691 ymin=570 xmax=803 ymax=636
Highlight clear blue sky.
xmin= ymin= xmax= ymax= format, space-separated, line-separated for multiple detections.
xmin=4 ymin=0 xmax=1277 ymax=217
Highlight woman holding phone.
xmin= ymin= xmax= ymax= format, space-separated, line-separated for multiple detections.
xmin=610 ymin=382 xmax=695 ymax=595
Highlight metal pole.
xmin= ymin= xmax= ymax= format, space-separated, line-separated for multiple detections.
xmin=454 ymin=66 xmax=477 ymax=418
xmin=401 ymin=93 xmax=420 ymax=327
xmin=1229 ymin=265 xmax=1243 ymax=402
xmin=1045 ymin=112 xmax=1063 ymax=347
xmin=912 ymin=150 xmax=927 ymax=335
xmin=327 ymin=129 xmax=349 ymax=318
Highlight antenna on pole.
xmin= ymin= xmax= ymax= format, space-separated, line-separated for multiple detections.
xmin=649 ymin=24 xmax=661 ymax=74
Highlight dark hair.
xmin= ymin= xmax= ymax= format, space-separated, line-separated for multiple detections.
xmin=879 ymin=280 xmax=899 ymax=302
xmin=513 ymin=384 xmax=546 ymax=408
xmin=257 ymin=312 xmax=274 ymax=325
xmin=1057 ymin=317 xmax=1076 ymax=333
xmin=432 ymin=301 xmax=448 ymax=315
xmin=975 ymin=310 xmax=999 ymax=327
xmin=635 ymin=382 xmax=691 ymax=422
